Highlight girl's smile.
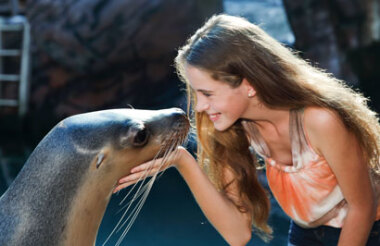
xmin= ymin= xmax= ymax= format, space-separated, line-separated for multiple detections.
xmin=208 ymin=113 xmax=221 ymax=122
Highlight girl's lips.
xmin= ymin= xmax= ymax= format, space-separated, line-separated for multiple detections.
xmin=209 ymin=113 xmax=221 ymax=122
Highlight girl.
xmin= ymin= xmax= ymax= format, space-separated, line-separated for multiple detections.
xmin=114 ymin=14 xmax=380 ymax=246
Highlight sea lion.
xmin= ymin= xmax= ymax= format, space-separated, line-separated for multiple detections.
xmin=0 ymin=108 xmax=189 ymax=246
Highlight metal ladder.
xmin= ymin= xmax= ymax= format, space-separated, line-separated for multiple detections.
xmin=0 ymin=0 xmax=30 ymax=117
xmin=0 ymin=0 xmax=30 ymax=191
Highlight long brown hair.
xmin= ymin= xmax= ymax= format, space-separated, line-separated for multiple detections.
xmin=175 ymin=14 xmax=380 ymax=235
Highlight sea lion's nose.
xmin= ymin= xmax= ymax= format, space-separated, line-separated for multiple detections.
xmin=146 ymin=108 xmax=189 ymax=134
xmin=170 ymin=107 xmax=187 ymax=119
xmin=157 ymin=107 xmax=186 ymax=120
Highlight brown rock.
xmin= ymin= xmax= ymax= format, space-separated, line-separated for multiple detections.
xmin=10 ymin=0 xmax=222 ymax=137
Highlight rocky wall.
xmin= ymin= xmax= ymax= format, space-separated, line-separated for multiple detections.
xmin=0 ymin=0 xmax=222 ymax=142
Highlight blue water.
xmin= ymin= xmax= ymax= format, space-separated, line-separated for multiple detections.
xmin=96 ymin=169 xmax=290 ymax=246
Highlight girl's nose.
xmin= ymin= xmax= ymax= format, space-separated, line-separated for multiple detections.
xmin=195 ymin=100 xmax=209 ymax=112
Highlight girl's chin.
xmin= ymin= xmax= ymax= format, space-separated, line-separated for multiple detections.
xmin=213 ymin=122 xmax=232 ymax=132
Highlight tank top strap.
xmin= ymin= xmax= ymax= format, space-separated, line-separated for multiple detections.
xmin=243 ymin=108 xmax=318 ymax=171
xmin=290 ymin=108 xmax=319 ymax=169
xmin=242 ymin=120 xmax=270 ymax=159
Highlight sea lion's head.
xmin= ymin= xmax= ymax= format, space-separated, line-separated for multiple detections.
xmin=60 ymin=107 xmax=190 ymax=181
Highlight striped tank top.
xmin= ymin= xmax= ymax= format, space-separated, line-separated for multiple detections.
xmin=244 ymin=108 xmax=380 ymax=228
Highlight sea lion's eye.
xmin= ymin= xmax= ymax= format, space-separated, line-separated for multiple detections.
xmin=133 ymin=127 xmax=149 ymax=147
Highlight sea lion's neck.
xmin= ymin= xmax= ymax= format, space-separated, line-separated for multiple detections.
xmin=0 ymin=144 xmax=94 ymax=245
xmin=61 ymin=166 xmax=117 ymax=245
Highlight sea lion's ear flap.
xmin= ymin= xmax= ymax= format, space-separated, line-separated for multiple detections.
xmin=96 ymin=152 xmax=105 ymax=169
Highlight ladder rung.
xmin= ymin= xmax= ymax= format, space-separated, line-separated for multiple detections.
xmin=0 ymin=24 xmax=23 ymax=31
xmin=0 ymin=99 xmax=18 ymax=106
xmin=0 ymin=49 xmax=20 ymax=56
xmin=0 ymin=74 xmax=20 ymax=81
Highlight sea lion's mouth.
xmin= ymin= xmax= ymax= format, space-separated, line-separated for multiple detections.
xmin=155 ymin=120 xmax=190 ymax=160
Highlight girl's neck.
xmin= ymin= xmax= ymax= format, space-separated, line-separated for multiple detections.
xmin=244 ymin=103 xmax=291 ymax=133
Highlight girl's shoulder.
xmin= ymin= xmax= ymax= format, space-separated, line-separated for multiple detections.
xmin=303 ymin=106 xmax=344 ymax=132
xmin=303 ymin=106 xmax=349 ymax=154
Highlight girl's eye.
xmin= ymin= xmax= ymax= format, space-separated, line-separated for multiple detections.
xmin=202 ymin=92 xmax=212 ymax=97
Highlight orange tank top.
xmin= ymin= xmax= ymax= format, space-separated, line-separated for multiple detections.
xmin=243 ymin=108 xmax=380 ymax=228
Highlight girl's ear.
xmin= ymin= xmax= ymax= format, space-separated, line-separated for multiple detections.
xmin=241 ymin=78 xmax=256 ymax=98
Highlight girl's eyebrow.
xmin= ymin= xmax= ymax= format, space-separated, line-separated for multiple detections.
xmin=197 ymin=89 xmax=213 ymax=93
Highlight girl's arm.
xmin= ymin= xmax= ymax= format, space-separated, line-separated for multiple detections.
xmin=305 ymin=107 xmax=376 ymax=246
xmin=176 ymin=149 xmax=253 ymax=246
xmin=114 ymin=147 xmax=253 ymax=246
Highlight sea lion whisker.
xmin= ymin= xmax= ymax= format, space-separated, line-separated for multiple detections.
xmin=117 ymin=151 xmax=164 ymax=208
xmin=116 ymin=137 xmax=179 ymax=221
xmin=158 ymin=146 xmax=175 ymax=169
xmin=110 ymin=159 xmax=161 ymax=241
xmin=103 ymin=172 xmax=156 ymax=245
xmin=116 ymin=137 xmax=171 ymax=205
xmin=105 ymin=146 xmax=171 ymax=245
xmin=105 ymin=180 xmax=147 ymax=245
xmin=154 ymin=139 xmax=182 ymax=181
xmin=115 ymin=190 xmax=147 ymax=234
xmin=118 ymin=157 xmax=158 ymax=205
xmin=117 ymin=175 xmax=146 ymax=205
xmin=115 ymin=159 xmax=158 ymax=220
xmin=116 ymin=180 xmax=151 ymax=214
xmin=103 ymin=195 xmax=141 ymax=246
xmin=156 ymin=151 xmax=179 ymax=181
xmin=116 ymin=176 xmax=157 ymax=246
xmin=117 ymin=159 xmax=161 ymax=203
xmin=106 ymin=134 xmax=181 ymax=245
xmin=109 ymin=123 xmax=188 ymax=245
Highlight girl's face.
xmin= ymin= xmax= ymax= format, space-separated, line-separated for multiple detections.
xmin=185 ymin=65 xmax=253 ymax=131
